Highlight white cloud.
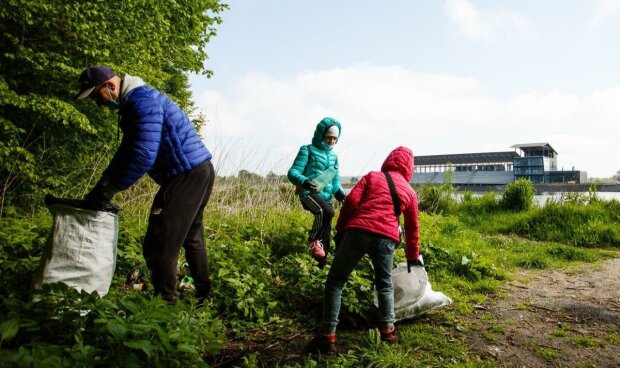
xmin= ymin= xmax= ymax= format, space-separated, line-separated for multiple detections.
xmin=444 ymin=0 xmax=534 ymax=41
xmin=196 ymin=65 xmax=620 ymax=178
xmin=587 ymin=0 xmax=620 ymax=29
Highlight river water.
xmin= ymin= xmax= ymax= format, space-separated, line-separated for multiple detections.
xmin=454 ymin=191 xmax=620 ymax=206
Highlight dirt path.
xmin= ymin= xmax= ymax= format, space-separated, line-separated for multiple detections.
xmin=468 ymin=256 xmax=620 ymax=368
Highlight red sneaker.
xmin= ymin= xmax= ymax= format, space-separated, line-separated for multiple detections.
xmin=308 ymin=239 xmax=325 ymax=258
xmin=307 ymin=332 xmax=336 ymax=354
xmin=380 ymin=326 xmax=399 ymax=343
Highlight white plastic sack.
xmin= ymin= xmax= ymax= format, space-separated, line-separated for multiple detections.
xmin=375 ymin=260 xmax=452 ymax=321
xmin=394 ymin=281 xmax=452 ymax=322
xmin=33 ymin=204 xmax=118 ymax=297
xmin=392 ymin=262 xmax=428 ymax=310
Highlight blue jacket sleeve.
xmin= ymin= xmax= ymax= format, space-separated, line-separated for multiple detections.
xmin=104 ymin=97 xmax=164 ymax=190
xmin=331 ymin=155 xmax=343 ymax=194
xmin=287 ymin=145 xmax=310 ymax=186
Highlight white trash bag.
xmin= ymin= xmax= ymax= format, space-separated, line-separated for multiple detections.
xmin=375 ymin=257 xmax=452 ymax=321
xmin=33 ymin=202 xmax=118 ymax=297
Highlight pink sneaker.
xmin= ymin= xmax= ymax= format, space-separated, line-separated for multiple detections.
xmin=308 ymin=239 xmax=325 ymax=258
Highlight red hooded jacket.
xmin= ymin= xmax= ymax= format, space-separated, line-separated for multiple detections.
xmin=335 ymin=146 xmax=420 ymax=261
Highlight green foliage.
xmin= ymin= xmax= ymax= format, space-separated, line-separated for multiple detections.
xmin=557 ymin=187 xmax=600 ymax=205
xmin=512 ymin=201 xmax=620 ymax=247
xmin=536 ymin=347 xmax=560 ymax=360
xmin=0 ymin=181 xmax=615 ymax=366
xmin=459 ymin=191 xmax=501 ymax=215
xmin=0 ymin=0 xmax=227 ymax=213
xmin=515 ymin=257 xmax=550 ymax=269
xmin=416 ymin=183 xmax=457 ymax=215
xmin=0 ymin=211 xmax=223 ymax=366
xmin=501 ymin=178 xmax=535 ymax=211
xmin=546 ymin=245 xmax=596 ymax=262
xmin=0 ymin=284 xmax=222 ymax=367
xmin=424 ymin=242 xmax=504 ymax=282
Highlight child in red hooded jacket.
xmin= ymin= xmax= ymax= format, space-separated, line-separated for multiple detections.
xmin=308 ymin=146 xmax=423 ymax=354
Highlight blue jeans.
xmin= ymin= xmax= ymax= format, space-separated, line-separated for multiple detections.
xmin=321 ymin=229 xmax=396 ymax=333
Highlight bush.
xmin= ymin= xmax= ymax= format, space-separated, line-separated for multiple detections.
xmin=0 ymin=284 xmax=223 ymax=367
xmin=459 ymin=191 xmax=501 ymax=215
xmin=417 ymin=184 xmax=457 ymax=215
xmin=501 ymin=179 xmax=534 ymax=211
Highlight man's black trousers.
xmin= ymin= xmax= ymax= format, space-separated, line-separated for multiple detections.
xmin=143 ymin=160 xmax=215 ymax=302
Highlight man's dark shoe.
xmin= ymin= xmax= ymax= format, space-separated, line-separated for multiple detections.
xmin=380 ymin=326 xmax=398 ymax=343
xmin=307 ymin=332 xmax=336 ymax=354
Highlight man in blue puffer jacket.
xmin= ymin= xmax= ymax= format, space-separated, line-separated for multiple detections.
xmin=76 ymin=66 xmax=214 ymax=304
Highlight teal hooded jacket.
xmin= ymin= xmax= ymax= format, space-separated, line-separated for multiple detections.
xmin=287 ymin=117 xmax=344 ymax=203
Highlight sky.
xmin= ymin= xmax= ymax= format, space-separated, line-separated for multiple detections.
xmin=190 ymin=0 xmax=620 ymax=178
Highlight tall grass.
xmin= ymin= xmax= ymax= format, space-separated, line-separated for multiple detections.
xmin=510 ymin=201 xmax=620 ymax=247
xmin=416 ymin=183 xmax=458 ymax=215
xmin=501 ymin=178 xmax=534 ymax=211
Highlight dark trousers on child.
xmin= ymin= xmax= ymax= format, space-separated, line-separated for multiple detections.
xmin=301 ymin=193 xmax=335 ymax=260
xmin=143 ymin=160 xmax=215 ymax=303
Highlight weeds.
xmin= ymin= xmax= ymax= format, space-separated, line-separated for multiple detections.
xmin=0 ymin=176 xmax=617 ymax=366
xmin=570 ymin=336 xmax=601 ymax=347
xmin=501 ymin=178 xmax=534 ymax=211
xmin=536 ymin=347 xmax=559 ymax=360
xmin=416 ymin=182 xmax=457 ymax=215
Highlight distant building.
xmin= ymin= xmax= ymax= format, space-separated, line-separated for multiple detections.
xmin=412 ymin=143 xmax=586 ymax=185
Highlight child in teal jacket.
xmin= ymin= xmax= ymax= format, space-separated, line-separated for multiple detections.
xmin=288 ymin=117 xmax=346 ymax=268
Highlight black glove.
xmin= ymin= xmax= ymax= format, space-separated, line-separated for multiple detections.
xmin=83 ymin=187 xmax=108 ymax=211
xmin=302 ymin=179 xmax=318 ymax=192
xmin=407 ymin=258 xmax=424 ymax=273
xmin=84 ymin=180 xmax=115 ymax=211
xmin=334 ymin=189 xmax=346 ymax=204
xmin=334 ymin=231 xmax=345 ymax=249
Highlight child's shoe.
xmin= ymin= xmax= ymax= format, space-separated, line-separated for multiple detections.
xmin=308 ymin=239 xmax=325 ymax=258
xmin=306 ymin=332 xmax=336 ymax=354
xmin=380 ymin=326 xmax=399 ymax=343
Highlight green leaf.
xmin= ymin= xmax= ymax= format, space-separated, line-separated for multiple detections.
xmin=123 ymin=339 xmax=155 ymax=358
xmin=106 ymin=321 xmax=127 ymax=340
xmin=120 ymin=300 xmax=141 ymax=314
xmin=0 ymin=318 xmax=19 ymax=343
xmin=177 ymin=343 xmax=198 ymax=355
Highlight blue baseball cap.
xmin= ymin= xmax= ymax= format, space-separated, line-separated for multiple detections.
xmin=75 ymin=66 xmax=116 ymax=99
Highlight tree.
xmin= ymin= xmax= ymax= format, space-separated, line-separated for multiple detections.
xmin=0 ymin=0 xmax=227 ymax=214
xmin=238 ymin=170 xmax=263 ymax=182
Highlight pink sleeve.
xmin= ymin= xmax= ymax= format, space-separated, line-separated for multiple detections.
xmin=336 ymin=174 xmax=368 ymax=232
xmin=403 ymin=190 xmax=420 ymax=261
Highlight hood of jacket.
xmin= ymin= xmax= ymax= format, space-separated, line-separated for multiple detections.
xmin=311 ymin=117 xmax=342 ymax=150
xmin=120 ymin=74 xmax=146 ymax=100
xmin=381 ymin=146 xmax=414 ymax=181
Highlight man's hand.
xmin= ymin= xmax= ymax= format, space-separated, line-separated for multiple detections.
xmin=302 ymin=179 xmax=318 ymax=192
xmin=84 ymin=179 xmax=116 ymax=211
xmin=83 ymin=186 xmax=109 ymax=211
xmin=407 ymin=258 xmax=424 ymax=273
